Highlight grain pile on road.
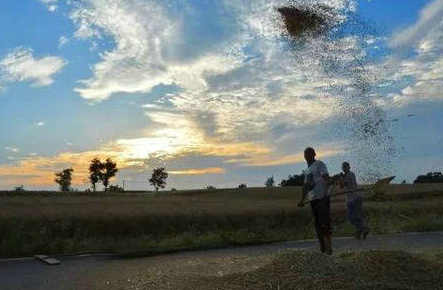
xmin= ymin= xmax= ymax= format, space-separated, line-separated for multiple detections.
xmin=147 ymin=250 xmax=443 ymax=290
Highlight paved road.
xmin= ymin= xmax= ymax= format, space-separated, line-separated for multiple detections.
xmin=1 ymin=232 xmax=443 ymax=290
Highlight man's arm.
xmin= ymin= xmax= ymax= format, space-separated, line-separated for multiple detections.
xmin=298 ymin=173 xmax=313 ymax=207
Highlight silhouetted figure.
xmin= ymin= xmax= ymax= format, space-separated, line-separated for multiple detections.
xmin=341 ymin=162 xmax=370 ymax=240
xmin=298 ymin=147 xmax=332 ymax=255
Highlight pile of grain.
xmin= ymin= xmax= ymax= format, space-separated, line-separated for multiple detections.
xmin=147 ymin=250 xmax=443 ymax=289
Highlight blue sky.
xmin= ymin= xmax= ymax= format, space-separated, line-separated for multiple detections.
xmin=0 ymin=0 xmax=442 ymax=190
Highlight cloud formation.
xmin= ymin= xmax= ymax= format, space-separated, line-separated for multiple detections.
xmin=0 ymin=47 xmax=66 ymax=87
xmin=375 ymin=0 xmax=443 ymax=105
xmin=39 ymin=0 xmax=58 ymax=12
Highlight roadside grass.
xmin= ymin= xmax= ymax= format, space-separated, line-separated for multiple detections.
xmin=148 ymin=250 xmax=443 ymax=289
xmin=1 ymin=185 xmax=443 ymax=258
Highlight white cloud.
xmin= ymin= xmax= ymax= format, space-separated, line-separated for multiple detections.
xmin=39 ymin=0 xmax=58 ymax=12
xmin=63 ymin=0 xmax=397 ymax=180
xmin=390 ymin=0 xmax=443 ymax=49
xmin=377 ymin=0 xmax=443 ymax=105
xmin=35 ymin=121 xmax=45 ymax=127
xmin=0 ymin=47 xmax=67 ymax=87
xmin=58 ymin=36 xmax=69 ymax=48
xmin=5 ymin=146 xmax=20 ymax=153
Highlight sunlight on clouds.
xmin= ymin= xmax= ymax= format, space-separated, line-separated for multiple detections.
xmin=226 ymin=147 xmax=343 ymax=167
xmin=0 ymin=150 xmax=123 ymax=187
xmin=0 ymin=47 xmax=66 ymax=87
xmin=169 ymin=167 xmax=225 ymax=175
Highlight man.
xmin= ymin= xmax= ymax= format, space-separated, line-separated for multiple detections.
xmin=298 ymin=147 xmax=332 ymax=255
xmin=341 ymin=162 xmax=370 ymax=240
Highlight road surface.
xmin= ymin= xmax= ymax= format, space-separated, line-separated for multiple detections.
xmin=1 ymin=231 xmax=443 ymax=290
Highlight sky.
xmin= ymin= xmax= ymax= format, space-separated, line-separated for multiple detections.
xmin=0 ymin=0 xmax=442 ymax=190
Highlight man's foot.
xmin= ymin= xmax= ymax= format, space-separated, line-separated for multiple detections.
xmin=354 ymin=231 xmax=362 ymax=240
xmin=362 ymin=229 xmax=370 ymax=240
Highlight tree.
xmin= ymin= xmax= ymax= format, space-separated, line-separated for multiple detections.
xmin=414 ymin=172 xmax=443 ymax=184
xmin=265 ymin=176 xmax=275 ymax=188
xmin=101 ymin=158 xmax=118 ymax=191
xmin=55 ymin=168 xmax=74 ymax=192
xmin=149 ymin=167 xmax=168 ymax=192
xmin=89 ymin=158 xmax=103 ymax=192
xmin=238 ymin=184 xmax=247 ymax=189
xmin=14 ymin=185 xmax=25 ymax=192
xmin=280 ymin=174 xmax=305 ymax=187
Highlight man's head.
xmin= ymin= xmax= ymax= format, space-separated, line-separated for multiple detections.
xmin=342 ymin=161 xmax=350 ymax=173
xmin=304 ymin=147 xmax=316 ymax=164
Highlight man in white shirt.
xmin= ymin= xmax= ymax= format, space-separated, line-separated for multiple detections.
xmin=298 ymin=147 xmax=332 ymax=255
xmin=341 ymin=162 xmax=369 ymax=239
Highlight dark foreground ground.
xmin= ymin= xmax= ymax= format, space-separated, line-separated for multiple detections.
xmin=2 ymin=231 xmax=443 ymax=290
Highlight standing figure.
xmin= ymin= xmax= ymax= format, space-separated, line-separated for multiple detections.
xmin=298 ymin=147 xmax=332 ymax=255
xmin=342 ymin=162 xmax=370 ymax=240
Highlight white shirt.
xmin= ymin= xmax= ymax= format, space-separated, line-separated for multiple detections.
xmin=304 ymin=160 xmax=329 ymax=201
xmin=343 ymin=171 xmax=360 ymax=202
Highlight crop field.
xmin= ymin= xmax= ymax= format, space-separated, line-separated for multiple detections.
xmin=1 ymin=184 xmax=443 ymax=258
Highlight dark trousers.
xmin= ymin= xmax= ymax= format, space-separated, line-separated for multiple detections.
xmin=347 ymin=196 xmax=368 ymax=232
xmin=310 ymin=196 xmax=331 ymax=250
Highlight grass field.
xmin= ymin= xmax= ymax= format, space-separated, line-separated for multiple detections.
xmin=1 ymin=184 xmax=443 ymax=258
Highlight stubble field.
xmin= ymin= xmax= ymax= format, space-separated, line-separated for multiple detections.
xmin=1 ymin=184 xmax=443 ymax=258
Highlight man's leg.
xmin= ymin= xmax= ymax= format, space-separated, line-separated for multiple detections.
xmin=355 ymin=197 xmax=370 ymax=239
xmin=317 ymin=196 xmax=332 ymax=255
xmin=311 ymin=200 xmax=325 ymax=253
xmin=347 ymin=199 xmax=362 ymax=239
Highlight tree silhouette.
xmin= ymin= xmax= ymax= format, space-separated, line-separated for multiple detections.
xmin=101 ymin=158 xmax=118 ymax=191
xmin=149 ymin=167 xmax=168 ymax=192
xmin=55 ymin=168 xmax=74 ymax=192
xmin=265 ymin=176 xmax=275 ymax=188
xmin=89 ymin=158 xmax=103 ymax=192
xmin=414 ymin=172 xmax=443 ymax=184
xmin=280 ymin=174 xmax=305 ymax=187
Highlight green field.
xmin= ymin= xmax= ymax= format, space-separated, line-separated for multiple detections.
xmin=1 ymin=184 xmax=443 ymax=258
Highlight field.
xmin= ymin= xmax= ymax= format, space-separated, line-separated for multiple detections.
xmin=1 ymin=184 xmax=443 ymax=258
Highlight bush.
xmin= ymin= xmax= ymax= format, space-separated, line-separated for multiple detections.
xmin=206 ymin=185 xmax=216 ymax=190
xmin=107 ymin=185 xmax=125 ymax=192
xmin=280 ymin=174 xmax=304 ymax=187
xmin=414 ymin=172 xmax=443 ymax=184
xmin=14 ymin=185 xmax=25 ymax=192
xmin=238 ymin=184 xmax=247 ymax=189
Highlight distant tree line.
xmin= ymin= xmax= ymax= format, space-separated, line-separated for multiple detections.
xmin=414 ymin=172 xmax=443 ymax=184
xmin=279 ymin=174 xmax=304 ymax=187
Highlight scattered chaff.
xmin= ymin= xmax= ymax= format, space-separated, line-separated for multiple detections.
xmin=277 ymin=4 xmax=336 ymax=39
